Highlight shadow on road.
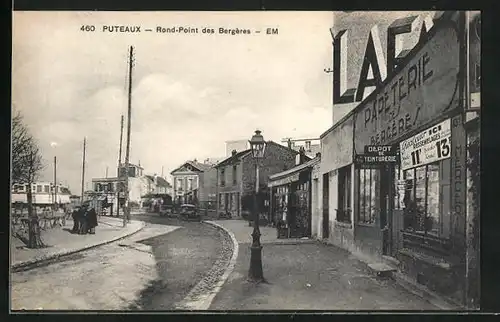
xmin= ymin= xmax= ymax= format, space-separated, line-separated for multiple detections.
xmin=127 ymin=278 xmax=167 ymax=310
xmin=124 ymin=217 xmax=225 ymax=310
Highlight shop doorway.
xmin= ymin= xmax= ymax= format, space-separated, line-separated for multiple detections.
xmin=322 ymin=173 xmax=329 ymax=239
xmin=380 ymin=165 xmax=394 ymax=256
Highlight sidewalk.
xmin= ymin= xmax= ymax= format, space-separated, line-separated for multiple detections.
xmin=209 ymin=219 xmax=316 ymax=245
xmin=11 ymin=216 xmax=145 ymax=271
xmin=209 ymin=220 xmax=439 ymax=310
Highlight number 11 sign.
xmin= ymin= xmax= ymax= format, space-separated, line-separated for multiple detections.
xmin=399 ymin=118 xmax=452 ymax=171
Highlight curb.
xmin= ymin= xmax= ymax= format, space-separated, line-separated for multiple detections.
xmin=11 ymin=220 xmax=146 ymax=273
xmin=392 ymin=271 xmax=462 ymax=310
xmin=175 ymin=220 xmax=239 ymax=310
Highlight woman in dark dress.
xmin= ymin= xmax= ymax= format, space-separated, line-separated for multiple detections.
xmin=86 ymin=206 xmax=98 ymax=234
xmin=78 ymin=204 xmax=88 ymax=234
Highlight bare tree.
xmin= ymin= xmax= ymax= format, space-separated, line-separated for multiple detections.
xmin=11 ymin=110 xmax=45 ymax=248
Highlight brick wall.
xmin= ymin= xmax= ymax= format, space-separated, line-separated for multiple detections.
xmin=199 ymin=167 xmax=218 ymax=202
xmin=241 ymin=142 xmax=297 ymax=196
xmin=217 ymin=162 xmax=243 ymax=194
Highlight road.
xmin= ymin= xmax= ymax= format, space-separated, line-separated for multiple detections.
xmin=11 ymin=214 xmax=232 ymax=310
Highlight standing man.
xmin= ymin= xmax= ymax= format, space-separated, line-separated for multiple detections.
xmin=71 ymin=206 xmax=81 ymax=233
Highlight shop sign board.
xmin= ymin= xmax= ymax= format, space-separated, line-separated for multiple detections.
xmin=400 ymin=118 xmax=451 ymax=170
xmin=356 ymin=144 xmax=399 ymax=164
xmin=355 ymin=154 xmax=398 ymax=165
xmin=353 ymin=23 xmax=459 ymax=154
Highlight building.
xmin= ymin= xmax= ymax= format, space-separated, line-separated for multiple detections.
xmin=215 ymin=141 xmax=301 ymax=219
xmin=312 ymin=11 xmax=480 ymax=308
xmin=225 ymin=140 xmax=248 ymax=157
xmin=11 ymin=182 xmax=72 ymax=206
xmin=268 ymin=152 xmax=321 ymax=238
xmin=90 ymin=163 xmax=165 ymax=215
xmin=144 ymin=174 xmax=173 ymax=196
xmin=170 ymin=159 xmax=218 ymax=208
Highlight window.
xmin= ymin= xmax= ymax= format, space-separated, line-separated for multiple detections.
xmin=188 ymin=178 xmax=193 ymax=191
xmin=233 ymin=165 xmax=237 ymax=185
xmin=36 ymin=185 xmax=42 ymax=193
xmin=400 ymin=159 xmax=451 ymax=239
xmin=220 ymin=168 xmax=226 ymax=186
xmin=337 ymin=165 xmax=352 ymax=223
xmin=358 ymin=168 xmax=380 ymax=225
xmin=32 ymin=185 xmax=36 ymax=192
xmin=177 ymin=179 xmax=183 ymax=191
xmin=44 ymin=185 xmax=50 ymax=193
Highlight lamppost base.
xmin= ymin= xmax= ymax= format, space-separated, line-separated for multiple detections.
xmin=248 ymin=245 xmax=265 ymax=283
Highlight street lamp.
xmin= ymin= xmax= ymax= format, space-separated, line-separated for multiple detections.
xmin=248 ymin=129 xmax=266 ymax=282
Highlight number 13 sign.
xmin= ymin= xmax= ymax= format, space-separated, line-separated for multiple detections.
xmin=400 ymin=119 xmax=452 ymax=171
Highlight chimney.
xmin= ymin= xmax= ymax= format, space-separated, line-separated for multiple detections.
xmin=231 ymin=149 xmax=237 ymax=156
xmin=154 ymin=173 xmax=158 ymax=185
xmin=305 ymin=140 xmax=311 ymax=152
xmin=299 ymin=146 xmax=306 ymax=164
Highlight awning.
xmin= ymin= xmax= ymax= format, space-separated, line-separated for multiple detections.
xmin=268 ymin=173 xmax=300 ymax=188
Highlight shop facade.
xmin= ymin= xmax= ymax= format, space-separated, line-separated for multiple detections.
xmin=316 ymin=12 xmax=479 ymax=307
xmin=268 ymin=156 xmax=320 ymax=238
xmin=351 ymin=15 xmax=469 ymax=305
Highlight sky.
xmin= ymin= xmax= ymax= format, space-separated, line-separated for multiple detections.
xmin=12 ymin=11 xmax=334 ymax=194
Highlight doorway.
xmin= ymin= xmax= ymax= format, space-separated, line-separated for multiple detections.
xmin=380 ymin=165 xmax=394 ymax=256
xmin=322 ymin=173 xmax=329 ymax=239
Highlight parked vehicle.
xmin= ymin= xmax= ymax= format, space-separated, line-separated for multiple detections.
xmin=179 ymin=204 xmax=201 ymax=221
xmin=159 ymin=204 xmax=176 ymax=217
xmin=218 ymin=211 xmax=232 ymax=219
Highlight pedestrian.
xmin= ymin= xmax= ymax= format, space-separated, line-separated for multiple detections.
xmin=78 ymin=204 xmax=88 ymax=234
xmin=71 ymin=206 xmax=81 ymax=233
xmin=86 ymin=206 xmax=98 ymax=234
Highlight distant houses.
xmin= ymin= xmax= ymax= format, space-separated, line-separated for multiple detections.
xmin=170 ymin=159 xmax=219 ymax=208
xmin=89 ymin=163 xmax=173 ymax=215
xmin=11 ymin=182 xmax=72 ymax=206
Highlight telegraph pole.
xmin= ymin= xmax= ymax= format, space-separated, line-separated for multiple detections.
xmin=53 ymin=156 xmax=57 ymax=211
xmin=123 ymin=45 xmax=134 ymax=227
xmin=116 ymin=114 xmax=124 ymax=218
xmin=80 ymin=137 xmax=86 ymax=204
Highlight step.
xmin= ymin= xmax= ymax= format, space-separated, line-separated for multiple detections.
xmin=367 ymin=262 xmax=397 ymax=278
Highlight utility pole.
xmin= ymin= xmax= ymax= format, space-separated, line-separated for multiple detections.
xmin=80 ymin=137 xmax=86 ymax=204
xmin=161 ymin=166 xmax=164 ymax=178
xmin=116 ymin=114 xmax=124 ymax=218
xmin=123 ymin=45 xmax=134 ymax=227
xmin=53 ymin=156 xmax=57 ymax=212
xmin=105 ymin=166 xmax=108 ymax=178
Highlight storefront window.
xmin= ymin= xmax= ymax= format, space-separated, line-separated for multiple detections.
xmin=401 ymin=159 xmax=451 ymax=239
xmin=358 ymin=168 xmax=379 ymax=225
xmin=337 ymin=165 xmax=351 ymax=223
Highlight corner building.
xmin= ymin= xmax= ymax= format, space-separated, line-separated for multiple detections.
xmin=314 ymin=11 xmax=480 ymax=308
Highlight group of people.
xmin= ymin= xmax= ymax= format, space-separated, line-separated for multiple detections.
xmin=71 ymin=203 xmax=98 ymax=234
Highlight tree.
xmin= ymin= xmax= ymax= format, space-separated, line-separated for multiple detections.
xmin=11 ymin=110 xmax=45 ymax=248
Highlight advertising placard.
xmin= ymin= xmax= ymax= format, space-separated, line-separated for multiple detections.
xmin=400 ymin=118 xmax=451 ymax=170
